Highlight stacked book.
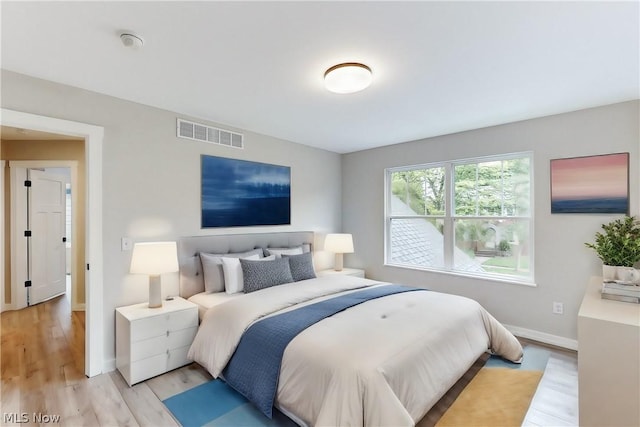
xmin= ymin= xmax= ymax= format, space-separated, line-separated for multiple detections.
xmin=602 ymin=281 xmax=640 ymax=303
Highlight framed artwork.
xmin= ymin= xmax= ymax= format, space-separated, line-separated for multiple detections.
xmin=550 ymin=152 xmax=629 ymax=214
xmin=201 ymin=155 xmax=291 ymax=227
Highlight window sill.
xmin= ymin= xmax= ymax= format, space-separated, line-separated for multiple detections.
xmin=384 ymin=262 xmax=537 ymax=288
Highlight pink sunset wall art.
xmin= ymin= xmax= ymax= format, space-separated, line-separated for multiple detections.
xmin=550 ymin=153 xmax=629 ymax=214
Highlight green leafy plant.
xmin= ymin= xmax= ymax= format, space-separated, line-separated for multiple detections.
xmin=498 ymin=239 xmax=511 ymax=252
xmin=585 ymin=216 xmax=640 ymax=267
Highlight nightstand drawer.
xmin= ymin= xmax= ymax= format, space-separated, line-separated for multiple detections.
xmin=131 ymin=316 xmax=169 ymax=341
xmin=130 ymin=308 xmax=197 ymax=341
xmin=167 ymin=345 xmax=191 ymax=371
xmin=131 ymin=334 xmax=167 ymax=362
xmin=130 ymin=326 xmax=197 ymax=362
xmin=168 ymin=310 xmax=198 ymax=331
xmin=168 ymin=326 xmax=198 ymax=350
xmin=130 ymin=353 xmax=167 ymax=385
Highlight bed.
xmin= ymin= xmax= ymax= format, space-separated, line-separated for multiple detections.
xmin=179 ymin=232 xmax=523 ymax=426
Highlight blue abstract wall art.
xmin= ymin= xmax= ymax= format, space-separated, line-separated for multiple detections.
xmin=201 ymin=155 xmax=291 ymax=228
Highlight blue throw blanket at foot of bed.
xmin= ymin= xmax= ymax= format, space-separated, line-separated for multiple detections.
xmin=222 ymin=284 xmax=426 ymax=418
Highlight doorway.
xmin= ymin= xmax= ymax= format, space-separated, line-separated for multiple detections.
xmin=1 ymin=108 xmax=103 ymax=377
xmin=9 ymin=163 xmax=75 ymax=309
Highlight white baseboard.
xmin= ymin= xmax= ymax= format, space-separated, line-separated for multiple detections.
xmin=1 ymin=303 xmax=17 ymax=313
xmin=103 ymin=358 xmax=116 ymax=373
xmin=504 ymin=324 xmax=578 ymax=351
xmin=72 ymin=303 xmax=86 ymax=311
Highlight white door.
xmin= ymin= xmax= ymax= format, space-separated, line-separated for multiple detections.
xmin=29 ymin=169 xmax=67 ymax=305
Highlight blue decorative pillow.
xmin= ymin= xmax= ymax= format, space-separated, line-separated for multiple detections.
xmin=241 ymin=258 xmax=294 ymax=293
xmin=284 ymin=252 xmax=316 ymax=281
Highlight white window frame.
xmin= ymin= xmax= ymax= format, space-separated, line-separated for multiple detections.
xmin=385 ymin=151 xmax=534 ymax=286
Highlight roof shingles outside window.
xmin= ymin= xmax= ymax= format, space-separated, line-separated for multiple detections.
xmin=389 ymin=196 xmax=483 ymax=273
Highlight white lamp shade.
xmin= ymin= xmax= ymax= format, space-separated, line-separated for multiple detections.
xmin=130 ymin=241 xmax=179 ymax=275
xmin=325 ymin=233 xmax=354 ymax=253
xmin=324 ymin=63 xmax=372 ymax=94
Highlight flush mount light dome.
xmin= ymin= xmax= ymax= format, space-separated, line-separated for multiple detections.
xmin=324 ymin=63 xmax=372 ymax=94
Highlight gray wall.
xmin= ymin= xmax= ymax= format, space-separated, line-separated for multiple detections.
xmin=3 ymin=68 xmax=638 ymax=363
xmin=1 ymin=70 xmax=342 ymax=366
xmin=342 ymin=100 xmax=639 ymax=344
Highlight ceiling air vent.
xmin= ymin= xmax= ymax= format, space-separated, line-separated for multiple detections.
xmin=177 ymin=119 xmax=244 ymax=149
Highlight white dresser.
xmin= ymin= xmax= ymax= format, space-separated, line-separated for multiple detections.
xmin=578 ymin=276 xmax=640 ymax=427
xmin=116 ymin=297 xmax=198 ymax=386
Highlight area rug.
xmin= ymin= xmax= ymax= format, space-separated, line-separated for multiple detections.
xmin=435 ymin=345 xmax=549 ymax=427
xmin=163 ymin=379 xmax=296 ymax=427
xmin=163 ymin=346 xmax=549 ymax=427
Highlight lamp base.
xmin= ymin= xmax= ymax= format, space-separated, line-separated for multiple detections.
xmin=334 ymin=253 xmax=344 ymax=271
xmin=149 ymin=275 xmax=162 ymax=308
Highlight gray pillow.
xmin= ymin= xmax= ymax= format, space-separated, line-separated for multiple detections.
xmin=241 ymin=258 xmax=294 ymax=293
xmin=284 ymin=252 xmax=316 ymax=281
xmin=200 ymin=248 xmax=263 ymax=293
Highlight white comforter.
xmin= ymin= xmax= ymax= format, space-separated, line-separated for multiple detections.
xmin=188 ymin=276 xmax=523 ymax=426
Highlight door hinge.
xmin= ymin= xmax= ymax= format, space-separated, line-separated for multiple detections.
xmin=86 ymin=264 xmax=90 ymax=271
xmin=24 ymin=230 xmax=32 ymax=237
xmin=24 ymin=280 xmax=32 ymax=287
xmin=24 ymin=180 xmax=32 ymax=187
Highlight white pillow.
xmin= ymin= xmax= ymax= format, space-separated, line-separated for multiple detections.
xmin=200 ymin=248 xmax=263 ymax=293
xmin=222 ymin=255 xmax=276 ymax=293
xmin=265 ymin=246 xmax=304 ymax=258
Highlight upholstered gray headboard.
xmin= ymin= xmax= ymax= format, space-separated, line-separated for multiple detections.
xmin=178 ymin=231 xmax=314 ymax=299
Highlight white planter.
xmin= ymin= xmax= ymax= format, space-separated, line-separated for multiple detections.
xmin=617 ymin=267 xmax=640 ymax=284
xmin=602 ymin=265 xmax=618 ymax=281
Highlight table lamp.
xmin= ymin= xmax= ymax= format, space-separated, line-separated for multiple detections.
xmin=130 ymin=241 xmax=179 ymax=308
xmin=325 ymin=233 xmax=354 ymax=271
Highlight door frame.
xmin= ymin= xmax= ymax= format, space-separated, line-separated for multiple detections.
xmin=9 ymin=161 xmax=78 ymax=310
xmin=1 ymin=108 xmax=103 ymax=378
xmin=1 ymin=160 xmax=5 ymax=313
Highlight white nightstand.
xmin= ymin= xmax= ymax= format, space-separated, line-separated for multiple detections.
xmin=317 ymin=268 xmax=365 ymax=278
xmin=116 ymin=297 xmax=198 ymax=386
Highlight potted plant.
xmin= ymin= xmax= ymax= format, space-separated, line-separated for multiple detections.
xmin=585 ymin=216 xmax=640 ymax=280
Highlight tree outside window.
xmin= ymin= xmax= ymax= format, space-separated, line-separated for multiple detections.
xmin=386 ymin=153 xmax=533 ymax=282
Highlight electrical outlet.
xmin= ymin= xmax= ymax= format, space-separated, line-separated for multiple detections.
xmin=553 ymin=301 xmax=564 ymax=315
xmin=121 ymin=237 xmax=132 ymax=251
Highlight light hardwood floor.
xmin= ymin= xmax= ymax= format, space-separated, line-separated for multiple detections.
xmin=522 ymin=348 xmax=579 ymax=426
xmin=1 ymin=295 xmax=578 ymax=426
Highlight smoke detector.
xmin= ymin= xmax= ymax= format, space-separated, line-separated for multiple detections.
xmin=120 ymin=33 xmax=144 ymax=49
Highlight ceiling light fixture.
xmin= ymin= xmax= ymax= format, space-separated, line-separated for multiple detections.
xmin=324 ymin=63 xmax=372 ymax=94
xmin=120 ymin=33 xmax=144 ymax=49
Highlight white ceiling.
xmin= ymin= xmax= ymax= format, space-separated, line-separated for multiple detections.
xmin=2 ymin=1 xmax=638 ymax=154
xmin=1 ymin=125 xmax=84 ymax=141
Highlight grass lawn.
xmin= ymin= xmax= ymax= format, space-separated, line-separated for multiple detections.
xmin=481 ymin=255 xmax=530 ymax=275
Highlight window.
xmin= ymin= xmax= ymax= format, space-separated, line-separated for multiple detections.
xmin=385 ymin=152 xmax=533 ymax=283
